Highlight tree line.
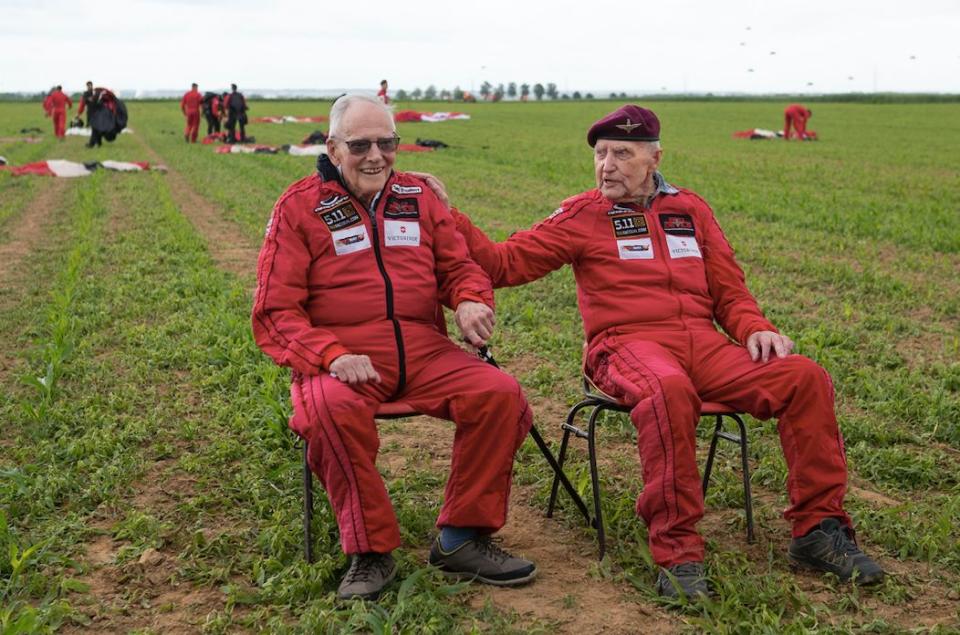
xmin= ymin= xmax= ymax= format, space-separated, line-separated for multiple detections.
xmin=393 ymin=82 xmax=632 ymax=102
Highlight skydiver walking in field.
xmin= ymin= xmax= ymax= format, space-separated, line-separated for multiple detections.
xmin=181 ymin=83 xmax=203 ymax=143
xmin=43 ymin=85 xmax=72 ymax=140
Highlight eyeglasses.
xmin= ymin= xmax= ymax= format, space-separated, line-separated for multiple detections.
xmin=337 ymin=135 xmax=401 ymax=156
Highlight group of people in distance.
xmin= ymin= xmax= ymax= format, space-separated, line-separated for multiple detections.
xmin=42 ymin=81 xmax=120 ymax=147
xmin=252 ymin=95 xmax=883 ymax=603
xmin=180 ymin=83 xmax=248 ymax=143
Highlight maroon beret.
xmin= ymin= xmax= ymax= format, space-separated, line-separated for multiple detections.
xmin=587 ymin=105 xmax=660 ymax=147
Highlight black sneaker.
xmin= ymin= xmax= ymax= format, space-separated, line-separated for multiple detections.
xmin=428 ymin=535 xmax=536 ymax=586
xmin=788 ymin=518 xmax=884 ymax=585
xmin=336 ymin=552 xmax=397 ymax=601
xmin=655 ymin=562 xmax=710 ymax=600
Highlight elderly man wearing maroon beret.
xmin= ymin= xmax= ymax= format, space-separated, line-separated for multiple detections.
xmin=442 ymin=104 xmax=883 ymax=599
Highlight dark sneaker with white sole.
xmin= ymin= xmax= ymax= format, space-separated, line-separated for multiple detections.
xmin=336 ymin=552 xmax=397 ymax=601
xmin=788 ymin=518 xmax=884 ymax=585
xmin=655 ymin=561 xmax=710 ymax=600
xmin=429 ymin=535 xmax=537 ymax=586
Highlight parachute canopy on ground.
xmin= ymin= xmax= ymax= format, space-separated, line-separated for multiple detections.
xmin=0 ymin=159 xmax=163 ymax=177
xmin=394 ymin=111 xmax=470 ymax=123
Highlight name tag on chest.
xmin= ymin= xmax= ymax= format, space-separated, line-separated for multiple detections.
xmin=665 ymin=234 xmax=702 ymax=259
xmin=384 ymin=220 xmax=421 ymax=247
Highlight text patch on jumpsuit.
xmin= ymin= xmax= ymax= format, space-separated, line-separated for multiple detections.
xmin=316 ymin=199 xmax=371 ymax=256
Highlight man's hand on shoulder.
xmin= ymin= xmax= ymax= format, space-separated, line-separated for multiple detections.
xmin=455 ymin=301 xmax=494 ymax=348
xmin=328 ymin=354 xmax=382 ymax=385
xmin=746 ymin=330 xmax=794 ymax=363
xmin=407 ymin=171 xmax=450 ymax=207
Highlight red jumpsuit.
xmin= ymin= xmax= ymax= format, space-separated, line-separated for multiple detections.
xmin=252 ymin=159 xmax=533 ymax=555
xmin=181 ymin=89 xmax=203 ymax=142
xmin=453 ymin=177 xmax=850 ymax=568
xmin=784 ymin=104 xmax=812 ymax=140
xmin=46 ymin=90 xmax=72 ymax=139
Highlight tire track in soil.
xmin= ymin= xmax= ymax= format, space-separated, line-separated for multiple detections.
xmin=62 ymin=182 xmax=244 ymax=634
xmin=130 ymin=135 xmax=684 ymax=631
xmin=131 ymin=134 xmax=260 ymax=278
xmin=0 ymin=179 xmax=68 ymax=380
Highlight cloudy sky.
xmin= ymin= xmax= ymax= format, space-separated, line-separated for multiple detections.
xmin=3 ymin=0 xmax=958 ymax=95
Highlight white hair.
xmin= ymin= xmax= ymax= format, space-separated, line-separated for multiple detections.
xmin=328 ymin=94 xmax=395 ymax=138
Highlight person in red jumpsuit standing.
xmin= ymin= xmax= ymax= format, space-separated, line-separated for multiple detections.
xmin=252 ymin=94 xmax=536 ymax=602
xmin=44 ymin=85 xmax=73 ymax=141
xmin=180 ymin=83 xmax=203 ymax=143
xmin=784 ymin=104 xmax=813 ymax=140
xmin=377 ymin=79 xmax=389 ymax=104
xmin=446 ymin=104 xmax=883 ymax=599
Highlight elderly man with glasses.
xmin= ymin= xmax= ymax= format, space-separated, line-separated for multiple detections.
xmin=252 ymin=94 xmax=536 ymax=602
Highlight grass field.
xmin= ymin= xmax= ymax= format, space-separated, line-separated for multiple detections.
xmin=1 ymin=98 xmax=959 ymax=634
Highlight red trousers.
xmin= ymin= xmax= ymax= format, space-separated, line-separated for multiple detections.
xmin=290 ymin=321 xmax=532 ymax=555
xmin=52 ymin=111 xmax=66 ymax=138
xmin=184 ymin=112 xmax=200 ymax=142
xmin=587 ymin=328 xmax=850 ymax=568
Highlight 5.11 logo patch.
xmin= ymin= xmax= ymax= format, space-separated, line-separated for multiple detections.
xmin=316 ymin=200 xmax=362 ymax=231
xmin=610 ymin=214 xmax=648 ymax=237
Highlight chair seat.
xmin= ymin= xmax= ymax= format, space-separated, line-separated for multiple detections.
xmin=700 ymin=401 xmax=739 ymax=415
xmin=375 ymin=401 xmax=418 ymax=419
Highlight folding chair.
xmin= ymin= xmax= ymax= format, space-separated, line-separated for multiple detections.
xmin=299 ymin=347 xmax=588 ymax=563
xmin=545 ymin=373 xmax=755 ymax=560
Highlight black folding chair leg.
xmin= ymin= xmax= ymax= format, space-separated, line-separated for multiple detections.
xmin=587 ymin=407 xmax=606 ymax=560
xmin=303 ymin=442 xmax=314 ymax=564
xmin=536 ymin=425 xmax=591 ymax=524
xmin=701 ymin=415 xmax=723 ymax=497
xmin=546 ymin=426 xmax=571 ymax=517
xmin=731 ymin=414 xmax=755 ymax=543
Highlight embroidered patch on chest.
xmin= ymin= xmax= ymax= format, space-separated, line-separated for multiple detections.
xmin=659 ymin=213 xmax=695 ymax=236
xmin=665 ymin=234 xmax=702 ymax=259
xmin=617 ymin=237 xmax=654 ymax=260
xmin=331 ymin=225 xmax=371 ymax=255
xmin=316 ymin=199 xmax=362 ymax=231
xmin=384 ymin=196 xmax=420 ymax=219
xmin=610 ymin=214 xmax=648 ymax=238
xmin=384 ymin=220 xmax=421 ymax=247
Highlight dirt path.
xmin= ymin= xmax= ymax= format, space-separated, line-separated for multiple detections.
xmin=0 ymin=179 xmax=68 ymax=382
xmin=379 ymin=418 xmax=679 ymax=633
xmin=131 ymin=134 xmax=260 ymax=278
xmin=61 ymin=183 xmax=240 ymax=634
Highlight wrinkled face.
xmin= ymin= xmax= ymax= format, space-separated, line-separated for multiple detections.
xmin=326 ymin=101 xmax=397 ymax=205
xmin=593 ymin=139 xmax=662 ymax=202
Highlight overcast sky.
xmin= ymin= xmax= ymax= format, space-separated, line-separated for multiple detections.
xmin=3 ymin=0 xmax=959 ymax=95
